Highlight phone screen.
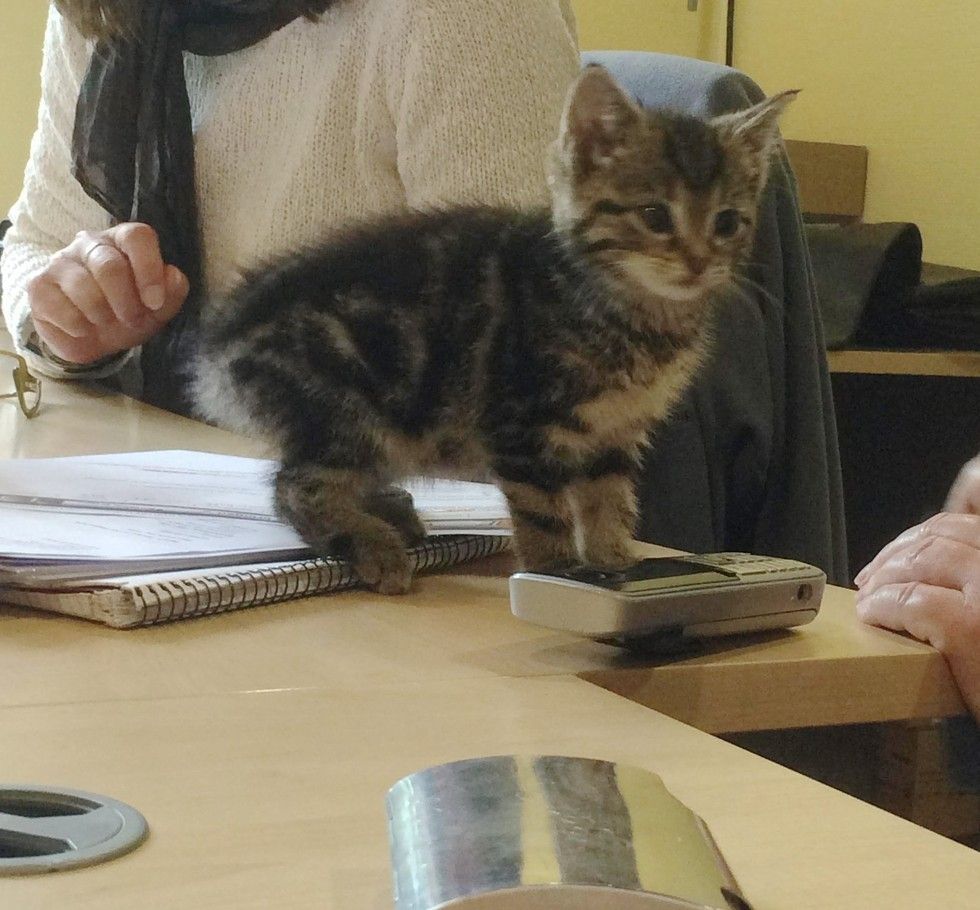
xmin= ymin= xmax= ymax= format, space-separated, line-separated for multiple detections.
xmin=559 ymin=558 xmax=737 ymax=592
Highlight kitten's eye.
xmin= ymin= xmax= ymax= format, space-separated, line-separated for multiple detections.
xmin=640 ymin=203 xmax=673 ymax=235
xmin=714 ymin=209 xmax=742 ymax=238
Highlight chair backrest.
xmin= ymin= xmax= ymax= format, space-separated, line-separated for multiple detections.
xmin=582 ymin=50 xmax=762 ymax=118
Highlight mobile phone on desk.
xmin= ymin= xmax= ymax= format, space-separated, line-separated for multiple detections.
xmin=509 ymin=552 xmax=825 ymax=649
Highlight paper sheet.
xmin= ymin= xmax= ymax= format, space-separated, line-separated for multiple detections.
xmin=0 ymin=450 xmax=510 ymax=582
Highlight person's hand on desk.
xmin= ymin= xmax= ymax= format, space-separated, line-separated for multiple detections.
xmin=27 ymin=223 xmax=189 ymax=365
xmin=855 ymin=512 xmax=980 ymax=721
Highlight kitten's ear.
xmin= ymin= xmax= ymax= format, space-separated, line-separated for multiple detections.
xmin=560 ymin=65 xmax=642 ymax=174
xmin=714 ymin=89 xmax=799 ymax=161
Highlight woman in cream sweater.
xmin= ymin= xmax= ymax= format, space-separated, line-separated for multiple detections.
xmin=1 ymin=0 xmax=579 ymax=413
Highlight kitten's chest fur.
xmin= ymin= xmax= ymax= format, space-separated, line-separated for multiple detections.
xmin=396 ymin=317 xmax=704 ymax=478
xmin=551 ymin=343 xmax=705 ymax=456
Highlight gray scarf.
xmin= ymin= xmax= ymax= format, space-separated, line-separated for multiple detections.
xmin=72 ymin=1 xmax=321 ymax=414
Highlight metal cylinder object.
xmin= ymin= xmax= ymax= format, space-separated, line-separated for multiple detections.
xmin=387 ymin=756 xmax=753 ymax=910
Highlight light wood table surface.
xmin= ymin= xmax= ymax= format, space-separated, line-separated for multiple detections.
xmin=0 ymin=372 xmax=264 ymax=460
xmin=0 ymin=362 xmax=965 ymax=733
xmin=1 ymin=675 xmax=978 ymax=909
xmin=0 ymin=556 xmax=963 ymax=733
xmin=2 ymin=345 xmax=978 ymax=905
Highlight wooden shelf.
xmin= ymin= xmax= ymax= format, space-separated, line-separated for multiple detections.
xmin=827 ymin=348 xmax=980 ymax=377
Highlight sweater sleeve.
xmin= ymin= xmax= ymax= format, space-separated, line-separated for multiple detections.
xmin=385 ymin=0 xmax=580 ymax=210
xmin=0 ymin=8 xmax=124 ymax=379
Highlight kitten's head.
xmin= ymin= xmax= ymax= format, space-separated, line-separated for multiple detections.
xmin=549 ymin=65 xmax=797 ymax=304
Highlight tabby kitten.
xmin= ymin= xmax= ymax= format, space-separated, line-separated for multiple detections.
xmin=192 ymin=66 xmax=795 ymax=594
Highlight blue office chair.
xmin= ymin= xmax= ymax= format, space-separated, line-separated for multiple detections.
xmin=584 ymin=52 xmax=847 ymax=584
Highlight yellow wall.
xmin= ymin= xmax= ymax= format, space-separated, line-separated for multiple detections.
xmin=572 ymin=0 xmax=728 ymax=62
xmin=733 ymin=0 xmax=980 ymax=269
xmin=574 ymin=0 xmax=980 ymax=270
xmin=1 ymin=6 xmax=48 ymax=215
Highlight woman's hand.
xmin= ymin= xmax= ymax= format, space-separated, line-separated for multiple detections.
xmin=27 ymin=223 xmax=189 ymax=364
xmin=855 ymin=512 xmax=980 ymax=720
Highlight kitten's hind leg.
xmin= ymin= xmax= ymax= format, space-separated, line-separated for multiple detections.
xmin=275 ymin=462 xmax=414 ymax=595
xmin=496 ymin=479 xmax=578 ymax=572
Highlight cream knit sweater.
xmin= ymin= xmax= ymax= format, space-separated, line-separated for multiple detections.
xmin=2 ymin=0 xmax=579 ymax=382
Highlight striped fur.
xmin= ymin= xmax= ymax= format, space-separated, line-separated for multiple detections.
xmin=192 ymin=67 xmax=794 ymax=593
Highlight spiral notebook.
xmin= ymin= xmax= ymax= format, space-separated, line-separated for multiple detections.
xmin=0 ymin=535 xmax=511 ymax=628
xmin=0 ymin=450 xmax=512 ymax=628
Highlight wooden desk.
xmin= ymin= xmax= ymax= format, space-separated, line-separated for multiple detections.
xmin=0 ymin=367 xmax=965 ymax=733
xmin=0 ymin=374 xmax=264 ymax=460
xmin=0 ymin=559 xmax=964 ymax=732
xmin=1 ymin=346 xmax=978 ymax=904
xmin=1 ymin=677 xmax=978 ymax=909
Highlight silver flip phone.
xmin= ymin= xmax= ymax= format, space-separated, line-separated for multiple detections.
xmin=509 ymin=552 xmax=825 ymax=647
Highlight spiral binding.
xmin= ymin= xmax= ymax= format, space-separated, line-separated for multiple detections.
xmin=133 ymin=535 xmax=511 ymax=626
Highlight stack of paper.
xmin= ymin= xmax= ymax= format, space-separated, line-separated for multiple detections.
xmin=0 ymin=450 xmax=511 ymax=583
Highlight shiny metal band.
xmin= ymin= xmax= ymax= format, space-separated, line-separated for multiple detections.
xmin=386 ymin=755 xmax=752 ymax=910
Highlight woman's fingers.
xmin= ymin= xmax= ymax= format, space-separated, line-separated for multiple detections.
xmin=26 ymin=224 xmax=189 ymax=364
xmin=26 ymin=268 xmax=97 ymax=338
xmin=858 ymin=529 xmax=980 ymax=601
xmin=30 ymin=316 xmax=92 ymax=363
xmin=855 ymin=513 xmax=980 ymax=587
xmin=857 ymin=579 xmax=980 ymax=719
xmin=109 ymin=223 xmax=168 ymax=313
xmin=856 ymin=581 xmax=965 ymax=653
xmin=67 ymin=233 xmax=145 ymax=329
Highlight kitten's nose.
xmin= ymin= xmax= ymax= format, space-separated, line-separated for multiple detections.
xmin=684 ymin=255 xmax=708 ymax=277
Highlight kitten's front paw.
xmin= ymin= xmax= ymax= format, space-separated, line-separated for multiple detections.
xmin=351 ymin=538 xmax=414 ymax=595
xmin=580 ymin=543 xmax=635 ymax=573
xmin=388 ymin=507 xmax=427 ymax=547
xmin=366 ymin=487 xmax=428 ymax=546
xmin=520 ymin=556 xmax=579 ymax=575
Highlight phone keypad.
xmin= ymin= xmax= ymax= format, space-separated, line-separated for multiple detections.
xmin=693 ymin=553 xmax=805 ymax=576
